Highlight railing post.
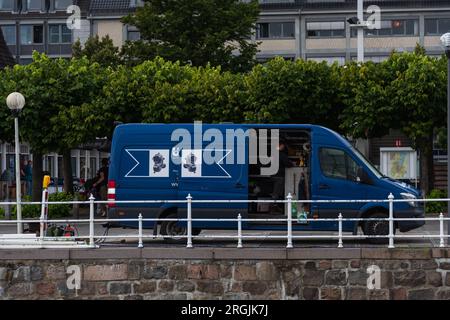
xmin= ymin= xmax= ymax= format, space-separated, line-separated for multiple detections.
xmin=138 ymin=213 xmax=143 ymax=248
xmin=286 ymin=193 xmax=293 ymax=249
xmin=89 ymin=194 xmax=95 ymax=248
xmin=186 ymin=194 xmax=193 ymax=248
xmin=439 ymin=212 xmax=445 ymax=248
xmin=388 ymin=193 xmax=395 ymax=249
xmin=338 ymin=213 xmax=343 ymax=248
xmin=237 ymin=213 xmax=243 ymax=248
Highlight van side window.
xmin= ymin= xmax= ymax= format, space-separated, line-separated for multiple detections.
xmin=319 ymin=148 xmax=359 ymax=182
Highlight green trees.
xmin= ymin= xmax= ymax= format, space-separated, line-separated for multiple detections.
xmin=244 ymin=57 xmax=341 ymax=129
xmin=72 ymin=35 xmax=122 ymax=68
xmin=0 ymin=53 xmax=108 ymax=198
xmin=0 ymin=49 xmax=448 ymax=195
xmin=121 ymin=0 xmax=260 ymax=72
xmin=338 ymin=51 xmax=447 ymax=193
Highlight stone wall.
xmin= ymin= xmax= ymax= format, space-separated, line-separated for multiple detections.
xmin=0 ymin=248 xmax=449 ymax=300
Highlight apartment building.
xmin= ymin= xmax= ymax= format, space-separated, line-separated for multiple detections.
xmin=0 ymin=0 xmax=90 ymax=64
xmin=256 ymin=0 xmax=450 ymax=63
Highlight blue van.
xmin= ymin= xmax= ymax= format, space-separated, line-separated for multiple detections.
xmin=106 ymin=123 xmax=424 ymax=242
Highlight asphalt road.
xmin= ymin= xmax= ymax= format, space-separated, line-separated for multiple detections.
xmin=0 ymin=218 xmax=447 ymax=248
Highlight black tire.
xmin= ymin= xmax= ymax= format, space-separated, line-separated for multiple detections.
xmin=363 ymin=212 xmax=393 ymax=244
xmin=160 ymin=212 xmax=186 ymax=241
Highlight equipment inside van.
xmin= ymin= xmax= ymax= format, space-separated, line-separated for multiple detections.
xmin=106 ymin=123 xmax=425 ymax=242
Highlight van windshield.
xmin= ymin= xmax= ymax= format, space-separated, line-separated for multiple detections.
xmin=350 ymin=146 xmax=383 ymax=179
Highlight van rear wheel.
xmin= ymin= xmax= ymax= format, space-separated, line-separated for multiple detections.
xmin=160 ymin=213 xmax=186 ymax=241
xmin=363 ymin=212 xmax=393 ymax=244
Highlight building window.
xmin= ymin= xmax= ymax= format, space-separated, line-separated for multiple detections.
xmin=425 ymin=18 xmax=450 ymax=36
xmin=307 ymin=21 xmax=345 ymax=38
xmin=127 ymin=30 xmax=141 ymax=41
xmin=1 ymin=25 xmax=16 ymax=45
xmin=49 ymin=24 xmax=71 ymax=43
xmin=54 ymin=0 xmax=71 ymax=10
xmin=0 ymin=0 xmax=13 ymax=10
xmin=26 ymin=0 xmax=41 ymax=11
xmin=307 ymin=56 xmax=345 ymax=65
xmin=256 ymin=22 xmax=295 ymax=39
xmin=20 ymin=25 xmax=43 ymax=44
xmin=352 ymin=19 xmax=418 ymax=37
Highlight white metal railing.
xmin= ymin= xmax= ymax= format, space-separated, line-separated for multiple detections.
xmin=0 ymin=193 xmax=449 ymax=249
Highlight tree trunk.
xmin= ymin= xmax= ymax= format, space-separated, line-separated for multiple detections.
xmin=418 ymin=135 xmax=434 ymax=195
xmin=31 ymin=152 xmax=43 ymax=202
xmin=62 ymin=150 xmax=74 ymax=194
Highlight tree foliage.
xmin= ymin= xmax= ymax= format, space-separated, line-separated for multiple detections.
xmin=121 ymin=0 xmax=260 ymax=72
xmin=72 ymin=35 xmax=122 ymax=68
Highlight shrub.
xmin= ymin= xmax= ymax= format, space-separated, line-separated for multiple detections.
xmin=0 ymin=206 xmax=5 ymax=219
xmin=10 ymin=192 xmax=74 ymax=219
xmin=425 ymin=189 xmax=447 ymax=214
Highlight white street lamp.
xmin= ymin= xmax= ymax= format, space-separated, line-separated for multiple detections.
xmin=441 ymin=33 xmax=450 ymax=244
xmin=6 ymin=92 xmax=25 ymax=234
xmin=348 ymin=0 xmax=365 ymax=63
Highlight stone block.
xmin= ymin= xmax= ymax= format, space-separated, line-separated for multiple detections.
xmin=133 ymin=281 xmax=157 ymax=294
xmin=157 ymin=280 xmax=174 ymax=292
xmin=332 ymin=260 xmax=348 ymax=269
xmin=108 ymin=282 xmax=132 ymax=295
xmin=168 ymin=264 xmax=187 ymax=280
xmin=256 ymin=262 xmax=279 ymax=281
xmin=348 ymin=270 xmax=367 ymax=286
xmin=367 ymin=289 xmax=389 ymax=300
xmin=325 ymin=270 xmax=347 ymax=286
xmin=35 ymin=282 xmax=56 ymax=295
xmin=242 ymin=281 xmax=267 ymax=296
xmin=7 ymin=283 xmax=32 ymax=296
xmin=393 ymin=270 xmax=426 ymax=287
xmin=197 ymin=281 xmax=224 ymax=295
xmin=142 ymin=265 xmax=167 ymax=280
xmin=31 ymin=266 xmax=43 ymax=281
xmin=45 ymin=265 xmax=66 ymax=280
xmin=303 ymin=270 xmax=324 ymax=286
xmin=345 ymin=287 xmax=366 ymax=300
xmin=302 ymin=287 xmax=319 ymax=300
xmin=426 ymin=271 xmax=442 ymax=287
xmin=407 ymin=288 xmax=435 ymax=300
xmin=390 ymin=288 xmax=407 ymax=300
xmin=84 ymin=264 xmax=128 ymax=281
xmin=12 ymin=266 xmax=31 ymax=283
xmin=320 ymin=287 xmax=342 ymax=300
xmin=234 ymin=265 xmax=257 ymax=281
xmin=176 ymin=280 xmax=195 ymax=292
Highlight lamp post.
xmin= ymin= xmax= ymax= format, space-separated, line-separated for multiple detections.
xmin=348 ymin=0 xmax=365 ymax=63
xmin=6 ymin=92 xmax=25 ymax=234
xmin=441 ymin=33 xmax=450 ymax=243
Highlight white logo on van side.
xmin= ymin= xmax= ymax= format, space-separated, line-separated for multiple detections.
xmin=124 ymin=148 xmax=232 ymax=179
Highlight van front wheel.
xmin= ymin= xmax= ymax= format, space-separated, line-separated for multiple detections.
xmin=363 ymin=212 xmax=393 ymax=244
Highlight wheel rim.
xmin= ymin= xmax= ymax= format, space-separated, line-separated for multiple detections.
xmin=165 ymin=221 xmax=186 ymax=237
xmin=369 ymin=220 xmax=389 ymax=236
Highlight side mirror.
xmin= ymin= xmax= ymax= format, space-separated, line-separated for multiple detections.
xmin=357 ymin=167 xmax=372 ymax=184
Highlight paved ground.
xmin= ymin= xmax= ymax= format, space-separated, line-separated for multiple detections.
xmin=0 ymin=217 xmax=447 ymax=248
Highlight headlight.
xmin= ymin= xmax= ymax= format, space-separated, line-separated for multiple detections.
xmin=400 ymin=193 xmax=417 ymax=207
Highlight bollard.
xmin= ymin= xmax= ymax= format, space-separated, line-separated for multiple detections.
xmin=186 ymin=194 xmax=193 ymax=248
xmin=286 ymin=193 xmax=293 ymax=249
xmin=89 ymin=194 xmax=95 ymax=247
xmin=338 ymin=213 xmax=343 ymax=248
xmin=237 ymin=213 xmax=243 ymax=248
xmin=39 ymin=175 xmax=51 ymax=241
xmin=440 ymin=212 xmax=445 ymax=248
xmin=138 ymin=213 xmax=143 ymax=248
xmin=388 ymin=193 xmax=395 ymax=249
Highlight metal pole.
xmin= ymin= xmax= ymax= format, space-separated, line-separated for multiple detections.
xmin=388 ymin=193 xmax=395 ymax=249
xmin=138 ymin=213 xmax=143 ymax=248
xmin=439 ymin=212 xmax=445 ymax=248
xmin=186 ymin=194 xmax=193 ymax=248
xmin=14 ymin=117 xmax=22 ymax=234
xmin=338 ymin=213 xmax=343 ymax=248
xmin=447 ymin=57 xmax=450 ymax=245
xmin=357 ymin=0 xmax=364 ymax=63
xmin=286 ymin=193 xmax=293 ymax=249
xmin=89 ymin=194 xmax=95 ymax=247
xmin=237 ymin=213 xmax=243 ymax=249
